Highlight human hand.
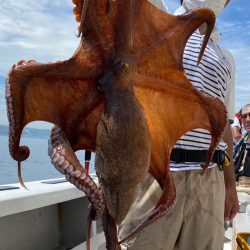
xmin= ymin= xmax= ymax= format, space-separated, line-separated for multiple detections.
xmin=224 ymin=184 xmax=239 ymax=221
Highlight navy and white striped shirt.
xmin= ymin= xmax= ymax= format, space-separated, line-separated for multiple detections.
xmin=170 ymin=31 xmax=235 ymax=171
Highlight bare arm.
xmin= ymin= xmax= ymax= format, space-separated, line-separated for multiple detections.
xmin=222 ymin=122 xmax=239 ymax=221
xmin=231 ymin=126 xmax=242 ymax=142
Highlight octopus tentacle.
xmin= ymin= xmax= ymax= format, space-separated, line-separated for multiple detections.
xmin=102 ymin=206 xmax=120 ymax=250
xmin=5 ymin=66 xmax=30 ymax=163
xmin=48 ymin=126 xmax=104 ymax=220
xmin=119 ymin=173 xmax=176 ymax=244
xmin=72 ymin=0 xmax=84 ymax=23
xmin=6 ymin=67 xmax=30 ymax=190
xmin=77 ymin=0 xmax=89 ymax=38
xmin=18 ymin=161 xmax=29 ymax=190
xmin=124 ymin=72 xmax=227 ymax=241
xmin=86 ymin=204 xmax=97 ymax=250
xmin=200 ymin=95 xmax=228 ymax=175
xmin=179 ymin=8 xmax=215 ymax=64
xmin=119 ymin=203 xmax=176 ymax=244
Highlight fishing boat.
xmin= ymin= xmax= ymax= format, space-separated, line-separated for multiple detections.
xmin=0 ymin=177 xmax=249 ymax=250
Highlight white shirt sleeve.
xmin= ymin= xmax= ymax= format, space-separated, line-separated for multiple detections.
xmin=221 ymin=47 xmax=236 ymax=121
xmin=147 ymin=0 xmax=168 ymax=11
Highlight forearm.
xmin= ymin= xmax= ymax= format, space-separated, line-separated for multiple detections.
xmin=224 ymin=161 xmax=236 ymax=189
xmin=222 ymin=121 xmax=239 ymax=220
xmin=222 ymin=122 xmax=236 ymax=186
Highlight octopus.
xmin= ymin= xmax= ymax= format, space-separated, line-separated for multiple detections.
xmin=5 ymin=0 xmax=227 ymax=249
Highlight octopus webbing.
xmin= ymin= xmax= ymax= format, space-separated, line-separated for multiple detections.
xmin=5 ymin=0 xmax=227 ymax=249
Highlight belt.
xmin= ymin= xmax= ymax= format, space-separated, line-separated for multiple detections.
xmin=170 ymin=148 xmax=225 ymax=167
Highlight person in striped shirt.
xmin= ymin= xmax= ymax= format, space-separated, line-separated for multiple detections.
xmin=118 ymin=1 xmax=239 ymax=249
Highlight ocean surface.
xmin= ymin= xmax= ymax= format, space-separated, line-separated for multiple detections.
xmin=0 ymin=135 xmax=95 ymax=185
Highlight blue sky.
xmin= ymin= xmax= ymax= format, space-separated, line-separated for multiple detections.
xmin=0 ymin=0 xmax=249 ymax=129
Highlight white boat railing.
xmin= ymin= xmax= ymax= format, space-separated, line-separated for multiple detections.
xmin=0 ymin=177 xmax=101 ymax=250
xmin=0 ymin=178 xmax=84 ymax=217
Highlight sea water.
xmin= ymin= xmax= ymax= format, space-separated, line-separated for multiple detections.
xmin=0 ymin=135 xmax=95 ymax=185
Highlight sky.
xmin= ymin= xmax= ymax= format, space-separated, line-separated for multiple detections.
xmin=0 ymin=0 xmax=249 ymax=129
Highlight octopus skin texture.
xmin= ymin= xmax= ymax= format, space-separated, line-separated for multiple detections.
xmin=5 ymin=0 xmax=227 ymax=249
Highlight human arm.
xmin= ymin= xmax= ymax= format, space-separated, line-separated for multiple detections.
xmin=231 ymin=117 xmax=242 ymax=142
xmin=220 ymin=47 xmax=239 ymax=220
xmin=222 ymin=122 xmax=239 ymax=221
xmin=232 ymin=125 xmax=242 ymax=142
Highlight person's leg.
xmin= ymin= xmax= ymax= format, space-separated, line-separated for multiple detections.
xmin=174 ymin=167 xmax=225 ymax=250
xmin=119 ymin=172 xmax=187 ymax=250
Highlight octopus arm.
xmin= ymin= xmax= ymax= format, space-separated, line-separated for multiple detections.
xmin=119 ymin=78 xmax=227 ymax=242
xmin=48 ymin=126 xmax=105 ymax=250
xmin=6 ymin=41 xmax=102 ymax=163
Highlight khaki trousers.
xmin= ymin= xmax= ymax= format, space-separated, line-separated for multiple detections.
xmin=118 ymin=167 xmax=225 ymax=250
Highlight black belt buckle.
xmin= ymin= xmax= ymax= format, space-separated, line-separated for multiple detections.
xmin=217 ymin=151 xmax=225 ymax=171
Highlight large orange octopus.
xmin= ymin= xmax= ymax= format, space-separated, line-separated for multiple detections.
xmin=5 ymin=0 xmax=227 ymax=249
